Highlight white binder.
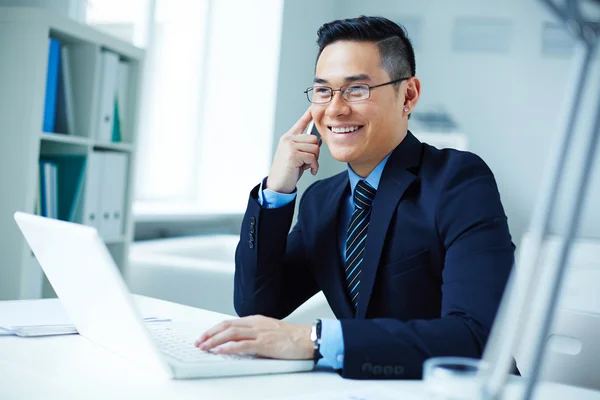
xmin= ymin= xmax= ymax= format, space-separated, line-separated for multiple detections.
xmin=75 ymin=151 xmax=104 ymax=229
xmin=98 ymin=152 xmax=128 ymax=240
xmin=95 ymin=51 xmax=119 ymax=143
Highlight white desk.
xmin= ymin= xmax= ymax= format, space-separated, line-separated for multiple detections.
xmin=1 ymin=296 xmax=599 ymax=400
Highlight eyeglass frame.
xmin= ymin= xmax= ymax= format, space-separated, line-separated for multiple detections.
xmin=303 ymin=77 xmax=411 ymax=104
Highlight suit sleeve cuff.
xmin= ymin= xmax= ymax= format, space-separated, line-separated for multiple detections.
xmin=258 ymin=177 xmax=297 ymax=209
xmin=316 ymin=319 xmax=344 ymax=370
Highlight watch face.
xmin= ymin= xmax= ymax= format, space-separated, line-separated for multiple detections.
xmin=310 ymin=326 xmax=317 ymax=342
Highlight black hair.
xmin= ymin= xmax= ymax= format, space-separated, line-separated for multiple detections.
xmin=316 ymin=16 xmax=416 ymax=83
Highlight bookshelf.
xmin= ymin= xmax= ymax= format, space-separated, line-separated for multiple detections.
xmin=0 ymin=8 xmax=145 ymax=300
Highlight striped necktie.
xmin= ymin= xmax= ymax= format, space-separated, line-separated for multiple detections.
xmin=345 ymin=179 xmax=376 ymax=309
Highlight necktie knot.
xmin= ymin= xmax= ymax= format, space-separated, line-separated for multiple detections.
xmin=353 ymin=180 xmax=376 ymax=210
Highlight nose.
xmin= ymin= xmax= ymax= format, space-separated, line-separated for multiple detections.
xmin=325 ymin=91 xmax=351 ymax=118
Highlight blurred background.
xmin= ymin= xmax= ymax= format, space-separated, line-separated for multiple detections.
xmin=78 ymin=0 xmax=600 ymax=244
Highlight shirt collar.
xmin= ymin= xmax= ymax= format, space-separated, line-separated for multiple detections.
xmin=347 ymin=153 xmax=392 ymax=195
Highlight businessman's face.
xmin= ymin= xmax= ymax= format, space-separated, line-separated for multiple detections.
xmin=311 ymin=41 xmax=416 ymax=175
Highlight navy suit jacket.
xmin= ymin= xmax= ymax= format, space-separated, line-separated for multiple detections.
xmin=234 ymin=131 xmax=515 ymax=379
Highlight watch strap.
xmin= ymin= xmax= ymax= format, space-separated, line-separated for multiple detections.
xmin=312 ymin=319 xmax=323 ymax=364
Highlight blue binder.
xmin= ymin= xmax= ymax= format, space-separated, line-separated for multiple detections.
xmin=42 ymin=38 xmax=61 ymax=133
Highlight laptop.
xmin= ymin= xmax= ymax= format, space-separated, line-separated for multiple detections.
xmin=13 ymin=212 xmax=314 ymax=379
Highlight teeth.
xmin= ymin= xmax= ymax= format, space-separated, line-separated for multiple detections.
xmin=331 ymin=126 xmax=360 ymax=133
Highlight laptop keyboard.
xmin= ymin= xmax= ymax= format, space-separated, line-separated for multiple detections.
xmin=147 ymin=322 xmax=256 ymax=364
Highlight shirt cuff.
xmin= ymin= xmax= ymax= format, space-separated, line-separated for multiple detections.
xmin=316 ymin=319 xmax=344 ymax=370
xmin=257 ymin=177 xmax=297 ymax=209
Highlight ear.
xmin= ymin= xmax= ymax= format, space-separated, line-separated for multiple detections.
xmin=402 ymin=77 xmax=421 ymax=115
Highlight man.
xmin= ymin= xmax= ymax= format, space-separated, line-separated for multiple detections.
xmin=195 ymin=16 xmax=515 ymax=380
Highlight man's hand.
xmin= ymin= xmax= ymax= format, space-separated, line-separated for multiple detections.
xmin=266 ymin=107 xmax=321 ymax=194
xmin=194 ymin=315 xmax=313 ymax=360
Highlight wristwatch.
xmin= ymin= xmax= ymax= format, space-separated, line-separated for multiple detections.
xmin=310 ymin=319 xmax=323 ymax=364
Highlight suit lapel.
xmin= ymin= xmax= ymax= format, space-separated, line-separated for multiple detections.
xmin=312 ymin=174 xmax=355 ymax=318
xmin=356 ymin=131 xmax=422 ymax=319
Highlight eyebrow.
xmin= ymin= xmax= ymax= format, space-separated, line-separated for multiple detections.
xmin=313 ymin=74 xmax=372 ymax=84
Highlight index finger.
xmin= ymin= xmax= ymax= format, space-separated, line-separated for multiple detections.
xmin=289 ymin=107 xmax=313 ymax=135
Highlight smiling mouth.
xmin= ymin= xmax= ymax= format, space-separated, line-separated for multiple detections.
xmin=328 ymin=125 xmax=364 ymax=134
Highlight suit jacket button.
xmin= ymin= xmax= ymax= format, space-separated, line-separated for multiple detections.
xmin=250 ymin=217 xmax=256 ymax=224
xmin=249 ymin=241 xmax=254 ymax=249
xmin=250 ymin=226 xmax=255 ymax=234
xmin=249 ymin=233 xmax=255 ymax=241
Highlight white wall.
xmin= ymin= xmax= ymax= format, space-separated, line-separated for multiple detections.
xmin=277 ymin=0 xmax=599 ymax=245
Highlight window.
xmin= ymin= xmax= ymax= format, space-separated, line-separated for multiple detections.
xmin=87 ymin=0 xmax=284 ymax=216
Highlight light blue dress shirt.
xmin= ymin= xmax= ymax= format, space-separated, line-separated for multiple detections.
xmin=257 ymin=153 xmax=392 ymax=370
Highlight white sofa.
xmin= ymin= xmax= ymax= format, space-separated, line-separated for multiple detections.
xmin=127 ymin=235 xmax=335 ymax=324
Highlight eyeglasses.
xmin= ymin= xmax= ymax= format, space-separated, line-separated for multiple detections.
xmin=304 ymin=77 xmax=410 ymax=104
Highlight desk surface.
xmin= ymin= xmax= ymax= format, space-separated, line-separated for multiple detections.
xmin=1 ymin=295 xmax=599 ymax=400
